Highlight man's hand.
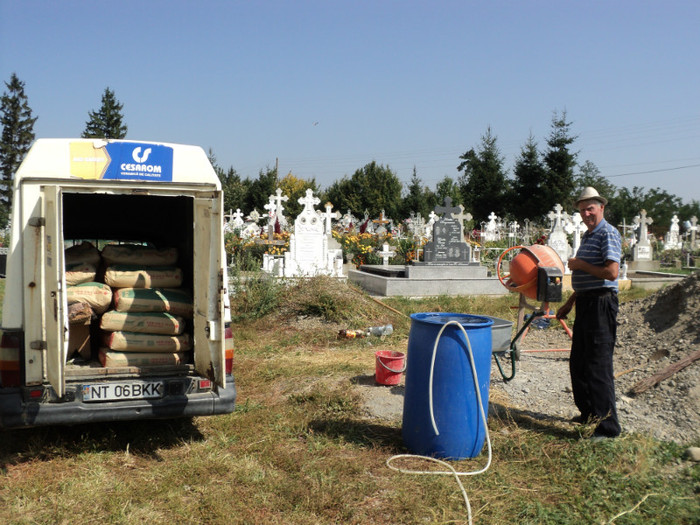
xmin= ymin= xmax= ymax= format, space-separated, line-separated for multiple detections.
xmin=556 ymin=294 xmax=576 ymax=319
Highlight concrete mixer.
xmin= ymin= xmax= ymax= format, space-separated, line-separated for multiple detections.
xmin=492 ymin=245 xmax=571 ymax=381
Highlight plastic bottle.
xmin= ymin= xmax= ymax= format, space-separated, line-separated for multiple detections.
xmin=367 ymin=324 xmax=393 ymax=337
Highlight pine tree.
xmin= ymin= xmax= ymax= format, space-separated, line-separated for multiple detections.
xmin=457 ymin=126 xmax=508 ymax=222
xmin=0 ymin=73 xmax=37 ymax=226
xmin=400 ymin=167 xmax=436 ymax=219
xmin=511 ymin=134 xmax=546 ymax=221
xmin=542 ymin=110 xmax=577 ymax=211
xmin=82 ymin=87 xmax=127 ymax=139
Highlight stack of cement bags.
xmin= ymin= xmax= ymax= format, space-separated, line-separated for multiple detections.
xmin=99 ymin=244 xmax=192 ymax=367
xmin=65 ymin=242 xmax=110 ymax=359
xmin=64 ymin=242 xmax=193 ymax=368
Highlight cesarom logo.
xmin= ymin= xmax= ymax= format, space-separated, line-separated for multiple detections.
xmin=132 ymin=147 xmax=152 ymax=163
xmin=120 ymin=146 xmax=161 ymax=175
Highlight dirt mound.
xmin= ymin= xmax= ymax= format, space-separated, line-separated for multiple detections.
xmin=638 ymin=272 xmax=700 ymax=342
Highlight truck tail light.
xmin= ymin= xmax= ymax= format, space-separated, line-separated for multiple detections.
xmin=0 ymin=331 xmax=22 ymax=387
xmin=224 ymin=323 xmax=234 ymax=375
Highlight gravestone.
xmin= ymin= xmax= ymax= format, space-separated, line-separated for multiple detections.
xmin=689 ymin=216 xmax=698 ymax=250
xmin=632 ymin=210 xmax=653 ymax=261
xmin=418 ymin=198 xmax=471 ymax=264
xmin=482 ymin=212 xmax=500 ymax=242
xmin=628 ymin=209 xmax=659 ymax=271
xmin=272 ymin=189 xmax=343 ymax=278
xmin=377 ymin=243 xmax=395 ymax=266
xmin=224 ymin=208 xmax=245 ymax=233
xmin=569 ymin=212 xmax=585 ymax=253
xmin=340 ymin=209 xmax=356 ymax=232
xmin=546 ymin=204 xmax=571 ymax=271
xmin=373 ymin=210 xmax=392 ymax=235
xmin=663 ymin=215 xmax=682 ymax=250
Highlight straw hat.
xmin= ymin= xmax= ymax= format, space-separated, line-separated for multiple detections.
xmin=575 ymin=186 xmax=608 ymax=206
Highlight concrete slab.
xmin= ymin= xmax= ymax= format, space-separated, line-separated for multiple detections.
xmin=348 ymin=268 xmax=507 ymax=297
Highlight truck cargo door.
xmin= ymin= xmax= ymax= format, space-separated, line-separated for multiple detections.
xmin=43 ymin=185 xmax=68 ymax=397
xmin=193 ymin=191 xmax=225 ymax=388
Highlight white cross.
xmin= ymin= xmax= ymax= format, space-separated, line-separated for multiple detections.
xmin=633 ymin=210 xmax=653 ymax=245
xmin=322 ymin=202 xmax=340 ymax=234
xmin=232 ymin=208 xmax=244 ymax=227
xmin=570 ymin=212 xmax=585 ymax=251
xmin=274 ymin=188 xmax=289 ymax=216
xmin=377 ymin=243 xmax=395 ymax=266
xmin=298 ymin=188 xmax=320 ymax=212
xmin=264 ymin=195 xmax=276 ymax=221
xmin=689 ymin=216 xmax=698 ymax=248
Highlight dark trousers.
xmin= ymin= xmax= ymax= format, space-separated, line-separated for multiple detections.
xmin=570 ymin=291 xmax=621 ymax=437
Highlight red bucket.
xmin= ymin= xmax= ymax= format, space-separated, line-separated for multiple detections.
xmin=375 ymin=350 xmax=406 ymax=386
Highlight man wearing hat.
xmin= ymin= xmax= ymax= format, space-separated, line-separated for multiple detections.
xmin=556 ymin=187 xmax=622 ymax=440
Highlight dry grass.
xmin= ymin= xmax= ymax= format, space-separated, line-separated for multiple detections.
xmin=0 ymin=278 xmax=698 ymax=524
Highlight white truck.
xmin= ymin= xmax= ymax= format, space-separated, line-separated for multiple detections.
xmin=0 ymin=138 xmax=236 ymax=428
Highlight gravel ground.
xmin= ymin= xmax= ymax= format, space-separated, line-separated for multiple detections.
xmin=358 ymin=273 xmax=700 ymax=446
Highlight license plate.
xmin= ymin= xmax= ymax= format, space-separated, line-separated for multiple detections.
xmin=82 ymin=381 xmax=164 ymax=402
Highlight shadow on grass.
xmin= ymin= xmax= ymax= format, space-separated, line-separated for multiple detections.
xmin=0 ymin=417 xmax=204 ymax=470
xmin=490 ymin=402 xmax=587 ymax=440
xmin=308 ymin=417 xmax=404 ymax=451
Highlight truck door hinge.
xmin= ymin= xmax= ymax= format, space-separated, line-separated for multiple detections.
xmin=30 ymin=340 xmax=47 ymax=350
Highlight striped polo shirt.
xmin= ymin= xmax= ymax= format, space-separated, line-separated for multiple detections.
xmin=571 ymin=218 xmax=622 ymax=292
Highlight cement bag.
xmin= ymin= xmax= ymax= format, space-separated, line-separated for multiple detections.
xmin=65 ymin=262 xmax=97 ymax=286
xmin=101 ymin=244 xmax=179 ymax=266
xmin=113 ymin=288 xmax=193 ymax=317
xmin=65 ymin=242 xmax=101 ymax=266
xmin=104 ymin=331 xmax=192 ymax=353
xmin=68 ymin=319 xmax=91 ymax=360
xmin=99 ymin=348 xmax=187 ymax=367
xmin=100 ymin=310 xmax=185 ymax=335
xmin=103 ymin=265 xmax=183 ymax=288
xmin=67 ymin=282 xmax=113 ymax=314
xmin=68 ymin=301 xmax=93 ymax=324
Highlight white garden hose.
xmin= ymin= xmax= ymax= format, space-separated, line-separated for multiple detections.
xmin=386 ymin=320 xmax=493 ymax=525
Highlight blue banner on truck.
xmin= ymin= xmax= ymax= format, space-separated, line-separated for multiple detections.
xmin=102 ymin=142 xmax=174 ymax=181
xmin=69 ymin=141 xmax=174 ymax=181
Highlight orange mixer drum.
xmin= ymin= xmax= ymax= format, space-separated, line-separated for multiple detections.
xmin=505 ymin=245 xmax=565 ymax=299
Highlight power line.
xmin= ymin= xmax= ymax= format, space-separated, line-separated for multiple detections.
xmin=606 ymin=163 xmax=700 ymax=179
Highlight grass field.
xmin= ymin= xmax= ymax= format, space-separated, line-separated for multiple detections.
xmin=0 ymin=277 xmax=698 ymax=524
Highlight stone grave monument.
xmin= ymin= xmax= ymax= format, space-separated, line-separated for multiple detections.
xmin=688 ymin=216 xmax=698 ymax=251
xmin=546 ymin=204 xmax=572 ymax=272
xmin=262 ymin=189 xmax=343 ymax=278
xmin=348 ymin=198 xmax=504 ymax=296
xmin=630 ymin=209 xmax=658 ymax=271
xmin=663 ymin=215 xmax=682 ymax=251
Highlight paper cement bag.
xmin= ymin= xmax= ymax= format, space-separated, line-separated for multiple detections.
xmin=100 ymin=310 xmax=185 ymax=335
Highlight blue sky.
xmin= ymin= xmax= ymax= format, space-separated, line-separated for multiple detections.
xmin=2 ymin=0 xmax=699 ymax=206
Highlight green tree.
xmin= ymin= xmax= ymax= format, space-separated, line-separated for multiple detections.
xmin=247 ymin=166 xmax=278 ymax=214
xmin=640 ymin=187 xmax=682 ymax=236
xmin=0 ymin=73 xmax=37 ymax=227
xmin=207 ymin=149 xmax=251 ymax=214
xmin=400 ymin=167 xmax=436 ymax=219
xmin=434 ymin=175 xmax=462 ymax=210
xmin=326 ymin=161 xmax=403 ymax=219
xmin=510 ymin=133 xmax=546 ymax=221
xmin=542 ymin=109 xmax=577 ymax=210
xmin=278 ymin=172 xmax=320 ymax=218
xmin=610 ymin=186 xmax=647 ymax=231
xmin=457 ymin=126 xmax=508 ymax=222
xmin=82 ymin=87 xmax=127 ymax=139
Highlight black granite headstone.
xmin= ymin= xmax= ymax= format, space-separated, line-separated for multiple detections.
xmin=420 ymin=198 xmax=471 ymax=264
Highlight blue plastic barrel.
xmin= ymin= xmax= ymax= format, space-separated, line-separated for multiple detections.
xmin=402 ymin=313 xmax=494 ymax=459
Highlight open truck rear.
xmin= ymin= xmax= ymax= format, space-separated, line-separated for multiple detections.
xmin=0 ymin=138 xmax=236 ymax=428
